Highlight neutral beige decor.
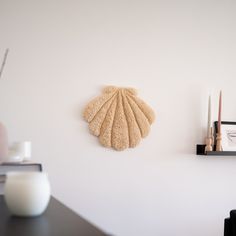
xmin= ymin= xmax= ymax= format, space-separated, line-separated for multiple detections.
xmin=83 ymin=86 xmax=155 ymax=151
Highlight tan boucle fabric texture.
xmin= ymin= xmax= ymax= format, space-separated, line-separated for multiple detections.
xmin=83 ymin=86 xmax=155 ymax=151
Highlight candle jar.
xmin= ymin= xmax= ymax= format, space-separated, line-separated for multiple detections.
xmin=4 ymin=172 xmax=50 ymax=217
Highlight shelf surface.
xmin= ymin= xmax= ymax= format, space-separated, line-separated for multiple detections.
xmin=196 ymin=144 xmax=236 ymax=156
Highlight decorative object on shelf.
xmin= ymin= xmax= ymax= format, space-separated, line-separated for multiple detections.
xmin=4 ymin=172 xmax=50 ymax=217
xmin=6 ymin=150 xmax=22 ymax=163
xmin=196 ymin=91 xmax=236 ymax=156
xmin=211 ymin=127 xmax=214 ymax=146
xmin=216 ymin=91 xmax=223 ymax=151
xmin=205 ymin=95 xmax=213 ymax=153
xmin=0 ymin=123 xmax=8 ymax=163
xmin=214 ymin=121 xmax=236 ymax=151
xmin=5 ymin=141 xmax=32 ymax=163
xmin=83 ymin=86 xmax=155 ymax=151
xmin=197 ymin=121 xmax=236 ymax=156
xmin=22 ymin=141 xmax=32 ymax=161
xmin=8 ymin=141 xmax=32 ymax=162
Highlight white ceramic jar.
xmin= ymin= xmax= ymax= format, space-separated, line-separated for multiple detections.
xmin=4 ymin=172 xmax=51 ymax=217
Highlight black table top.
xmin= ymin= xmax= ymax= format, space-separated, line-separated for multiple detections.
xmin=0 ymin=195 xmax=107 ymax=236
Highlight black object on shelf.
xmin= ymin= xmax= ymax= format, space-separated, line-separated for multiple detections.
xmin=224 ymin=210 xmax=236 ymax=236
xmin=196 ymin=144 xmax=236 ymax=156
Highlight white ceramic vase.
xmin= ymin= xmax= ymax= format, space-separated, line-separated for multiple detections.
xmin=4 ymin=172 xmax=51 ymax=217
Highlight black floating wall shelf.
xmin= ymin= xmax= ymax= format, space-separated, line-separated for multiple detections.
xmin=196 ymin=144 xmax=236 ymax=156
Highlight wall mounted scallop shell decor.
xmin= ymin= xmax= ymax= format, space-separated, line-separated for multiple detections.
xmin=83 ymin=86 xmax=155 ymax=151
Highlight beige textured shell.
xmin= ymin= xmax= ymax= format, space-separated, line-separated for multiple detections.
xmin=83 ymin=86 xmax=155 ymax=151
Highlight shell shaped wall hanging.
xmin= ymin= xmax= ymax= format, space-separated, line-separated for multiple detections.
xmin=83 ymin=86 xmax=155 ymax=151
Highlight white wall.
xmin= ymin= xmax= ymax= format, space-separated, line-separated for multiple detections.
xmin=1 ymin=0 xmax=236 ymax=235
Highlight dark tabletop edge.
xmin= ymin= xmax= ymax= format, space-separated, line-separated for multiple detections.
xmin=46 ymin=195 xmax=110 ymax=235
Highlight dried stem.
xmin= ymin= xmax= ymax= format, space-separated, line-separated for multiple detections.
xmin=0 ymin=48 xmax=9 ymax=79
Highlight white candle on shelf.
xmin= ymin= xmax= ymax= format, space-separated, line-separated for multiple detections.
xmin=205 ymin=95 xmax=213 ymax=153
xmin=23 ymin=141 xmax=32 ymax=161
xmin=207 ymin=95 xmax=211 ymax=138
xmin=12 ymin=141 xmax=32 ymax=161
xmin=216 ymin=91 xmax=222 ymax=151
xmin=218 ymin=91 xmax=222 ymax=134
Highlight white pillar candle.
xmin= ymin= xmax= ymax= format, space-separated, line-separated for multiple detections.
xmin=218 ymin=91 xmax=222 ymax=134
xmin=207 ymin=95 xmax=211 ymax=137
xmin=12 ymin=141 xmax=32 ymax=161
xmin=23 ymin=141 xmax=31 ymax=161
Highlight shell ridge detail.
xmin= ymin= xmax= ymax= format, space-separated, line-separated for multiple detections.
xmin=122 ymin=90 xmax=141 ymax=148
xmin=98 ymin=94 xmax=117 ymax=132
xmin=111 ymin=91 xmax=129 ymax=150
xmin=125 ymin=94 xmax=142 ymax=136
xmin=84 ymin=90 xmax=117 ymax=122
xmin=99 ymin=95 xmax=118 ymax=147
xmin=120 ymin=90 xmax=130 ymax=147
xmin=110 ymin=92 xmax=120 ymax=149
xmin=90 ymin=91 xmax=118 ymax=124
xmin=126 ymin=95 xmax=150 ymax=138
xmin=109 ymin=96 xmax=118 ymax=148
xmin=127 ymin=94 xmax=155 ymax=124
xmin=89 ymin=94 xmax=117 ymax=136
